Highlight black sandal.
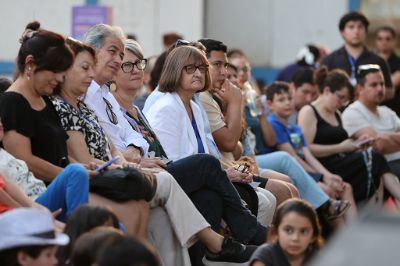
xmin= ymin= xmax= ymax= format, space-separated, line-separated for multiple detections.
xmin=325 ymin=200 xmax=350 ymax=221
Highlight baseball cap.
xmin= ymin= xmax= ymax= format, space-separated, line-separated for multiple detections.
xmin=0 ymin=208 xmax=69 ymax=251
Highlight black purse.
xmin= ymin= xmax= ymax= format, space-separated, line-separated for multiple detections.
xmin=89 ymin=167 xmax=157 ymax=202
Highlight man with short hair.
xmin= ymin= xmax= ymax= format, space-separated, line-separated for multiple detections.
xmin=375 ymin=26 xmax=400 ymax=116
xmin=83 ymin=25 xmax=267 ymax=265
xmin=288 ymin=67 xmax=318 ymax=124
xmin=342 ymin=65 xmax=400 ymax=179
xmin=321 ymin=11 xmax=392 ymax=95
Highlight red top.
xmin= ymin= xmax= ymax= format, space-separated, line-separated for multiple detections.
xmin=0 ymin=176 xmax=12 ymax=213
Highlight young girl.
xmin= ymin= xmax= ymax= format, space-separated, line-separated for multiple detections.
xmin=249 ymin=198 xmax=323 ymax=266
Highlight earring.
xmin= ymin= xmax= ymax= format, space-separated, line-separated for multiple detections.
xmin=109 ymin=83 xmax=117 ymax=92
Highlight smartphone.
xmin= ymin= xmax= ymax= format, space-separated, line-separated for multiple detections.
xmin=357 ymin=138 xmax=374 ymax=146
xmin=94 ymin=156 xmax=120 ymax=172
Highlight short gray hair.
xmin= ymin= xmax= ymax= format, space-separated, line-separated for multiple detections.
xmin=125 ymin=39 xmax=144 ymax=59
xmin=83 ymin=24 xmax=125 ymax=50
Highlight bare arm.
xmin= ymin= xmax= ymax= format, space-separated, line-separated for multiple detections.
xmin=303 ymin=147 xmax=331 ymax=176
xmin=66 ymin=131 xmax=104 ymax=165
xmin=2 ymin=130 xmax=62 ymax=182
xmin=298 ymin=106 xmax=357 ymax=157
xmin=352 ymin=126 xmax=400 ymax=154
xmin=212 ymin=81 xmax=243 ymax=151
xmin=258 ymin=114 xmax=276 ymax=147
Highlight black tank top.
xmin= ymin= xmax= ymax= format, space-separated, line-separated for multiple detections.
xmin=309 ymin=104 xmax=348 ymax=145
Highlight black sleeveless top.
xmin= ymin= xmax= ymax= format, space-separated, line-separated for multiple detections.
xmin=310 ymin=104 xmax=348 ymax=145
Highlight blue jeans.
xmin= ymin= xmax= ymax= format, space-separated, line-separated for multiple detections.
xmin=35 ymin=163 xmax=89 ymax=222
xmin=256 ymin=151 xmax=329 ymax=208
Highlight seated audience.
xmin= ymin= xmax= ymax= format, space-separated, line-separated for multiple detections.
xmin=71 ymin=24 xmax=262 ymax=265
xmin=298 ymin=66 xmax=400 ymax=203
xmin=342 ymin=64 xmax=400 ymax=199
xmin=265 ymin=81 xmax=355 ymax=220
xmin=0 ymin=21 xmax=150 ymax=242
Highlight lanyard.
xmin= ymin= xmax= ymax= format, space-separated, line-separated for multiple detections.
xmin=346 ymin=51 xmax=357 ymax=86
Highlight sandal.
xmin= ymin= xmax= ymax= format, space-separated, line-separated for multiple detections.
xmin=324 ymin=199 xmax=350 ymax=221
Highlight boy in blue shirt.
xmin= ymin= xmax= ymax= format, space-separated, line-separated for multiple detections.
xmin=266 ymin=82 xmax=350 ymax=201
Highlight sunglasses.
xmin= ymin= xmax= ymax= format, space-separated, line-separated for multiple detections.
xmin=357 ymin=64 xmax=381 ymax=75
xmin=173 ymin=39 xmax=191 ymax=49
xmin=183 ymin=64 xmax=208 ymax=74
xmin=121 ymin=59 xmax=147 ymax=73
xmin=102 ymin=97 xmax=118 ymax=125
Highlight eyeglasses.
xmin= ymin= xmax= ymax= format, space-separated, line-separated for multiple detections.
xmin=102 ymin=97 xmax=118 ymax=125
xmin=173 ymin=39 xmax=190 ymax=49
xmin=183 ymin=64 xmax=208 ymax=74
xmin=121 ymin=59 xmax=147 ymax=73
xmin=357 ymin=64 xmax=381 ymax=76
xmin=334 ymin=92 xmax=349 ymax=103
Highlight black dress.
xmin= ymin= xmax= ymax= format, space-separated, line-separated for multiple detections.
xmin=310 ymin=105 xmax=388 ymax=203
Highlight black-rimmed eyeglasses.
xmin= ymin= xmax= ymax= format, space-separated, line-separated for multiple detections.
xmin=102 ymin=97 xmax=118 ymax=125
xmin=121 ymin=59 xmax=147 ymax=73
xmin=183 ymin=64 xmax=209 ymax=74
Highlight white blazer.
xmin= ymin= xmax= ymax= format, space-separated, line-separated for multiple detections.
xmin=145 ymin=92 xmax=209 ymax=161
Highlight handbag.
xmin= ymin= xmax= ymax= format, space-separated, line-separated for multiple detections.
xmin=89 ymin=167 xmax=157 ymax=202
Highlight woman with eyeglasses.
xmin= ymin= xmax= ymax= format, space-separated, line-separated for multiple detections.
xmin=114 ymin=39 xmax=278 ymax=265
xmin=146 ymin=46 xmax=211 ymax=160
xmin=50 ymin=38 xmax=128 ymax=165
xmin=46 ymin=37 xmax=154 ymax=242
xmin=52 ymin=38 xmax=264 ymax=265
xmin=0 ymin=22 xmax=91 ymax=222
xmin=298 ymin=66 xmax=400 ymax=204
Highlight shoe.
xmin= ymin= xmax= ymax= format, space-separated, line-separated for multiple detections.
xmin=202 ymin=236 xmax=258 ymax=266
xmin=324 ymin=199 xmax=350 ymax=221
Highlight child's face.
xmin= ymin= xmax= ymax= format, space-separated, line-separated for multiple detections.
xmin=268 ymin=92 xmax=294 ymax=119
xmin=18 ymin=246 xmax=58 ymax=266
xmin=278 ymin=212 xmax=315 ymax=260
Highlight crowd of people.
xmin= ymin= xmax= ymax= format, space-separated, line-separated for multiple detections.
xmin=0 ymin=10 xmax=400 ymax=266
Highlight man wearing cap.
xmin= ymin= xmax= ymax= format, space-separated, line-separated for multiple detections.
xmin=342 ymin=65 xmax=400 ymax=177
xmin=321 ymin=11 xmax=393 ymax=98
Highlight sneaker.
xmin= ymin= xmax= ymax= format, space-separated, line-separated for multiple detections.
xmin=202 ymin=236 xmax=258 ymax=266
